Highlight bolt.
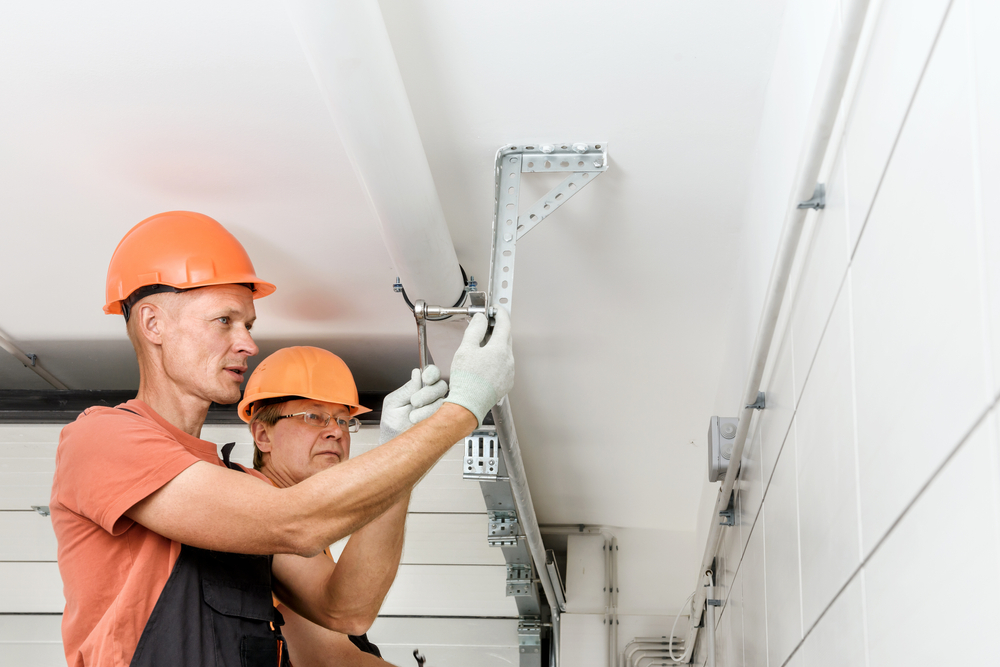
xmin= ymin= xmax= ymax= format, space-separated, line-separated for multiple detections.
xmin=392 ymin=277 xmax=403 ymax=293
xmin=594 ymin=159 xmax=604 ymax=168
xmin=466 ymin=275 xmax=477 ymax=292
xmin=540 ymin=144 xmax=554 ymax=154
xmin=573 ymin=143 xmax=588 ymax=153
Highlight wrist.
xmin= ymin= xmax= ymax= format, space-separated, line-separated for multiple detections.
xmin=434 ymin=401 xmax=480 ymax=432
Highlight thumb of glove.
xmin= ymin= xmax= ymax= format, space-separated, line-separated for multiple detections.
xmin=379 ymin=368 xmax=421 ymax=444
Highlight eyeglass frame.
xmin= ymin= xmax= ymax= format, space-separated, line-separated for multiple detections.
xmin=277 ymin=411 xmax=361 ymax=433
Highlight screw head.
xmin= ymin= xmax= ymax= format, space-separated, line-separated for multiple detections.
xmin=573 ymin=142 xmax=588 ymax=153
xmin=540 ymin=144 xmax=555 ymax=154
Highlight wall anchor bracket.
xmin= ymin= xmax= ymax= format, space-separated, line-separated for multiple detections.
xmin=797 ymin=183 xmax=826 ymax=210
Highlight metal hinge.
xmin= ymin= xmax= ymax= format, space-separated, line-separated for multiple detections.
xmin=518 ymin=618 xmax=542 ymax=654
xmin=487 ymin=510 xmax=520 ymax=546
xmin=506 ymin=564 xmax=534 ymax=596
xmin=464 ymin=430 xmax=500 ymax=481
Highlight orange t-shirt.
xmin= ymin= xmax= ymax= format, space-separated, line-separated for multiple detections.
xmin=49 ymin=399 xmax=267 ymax=667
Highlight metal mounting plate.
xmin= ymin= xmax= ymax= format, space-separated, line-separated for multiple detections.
xmin=487 ymin=509 xmax=521 ymax=547
xmin=464 ymin=429 xmax=500 ymax=481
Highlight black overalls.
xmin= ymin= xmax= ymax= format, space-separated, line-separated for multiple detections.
xmin=128 ymin=440 xmax=291 ymax=667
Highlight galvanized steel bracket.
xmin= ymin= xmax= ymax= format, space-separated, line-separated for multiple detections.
xmin=506 ymin=563 xmax=534 ymax=597
xmin=488 ymin=142 xmax=609 ymax=313
xmin=518 ymin=618 xmax=543 ymax=653
xmin=487 ymin=509 xmax=521 ymax=547
xmin=463 ymin=429 xmax=501 ymax=481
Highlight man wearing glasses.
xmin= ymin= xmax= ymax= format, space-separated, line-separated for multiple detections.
xmin=49 ymin=212 xmax=513 ymax=667
xmin=240 ymin=345 xmax=441 ymax=666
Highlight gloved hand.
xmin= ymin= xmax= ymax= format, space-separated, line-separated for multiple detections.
xmin=444 ymin=307 xmax=514 ymax=425
xmin=379 ymin=365 xmax=448 ymax=444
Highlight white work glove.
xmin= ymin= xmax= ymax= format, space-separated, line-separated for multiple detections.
xmin=444 ymin=307 xmax=514 ymax=425
xmin=379 ymin=365 xmax=449 ymax=444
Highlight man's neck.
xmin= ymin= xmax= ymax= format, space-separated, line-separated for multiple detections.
xmin=136 ymin=379 xmax=211 ymax=438
xmin=258 ymin=463 xmax=293 ymax=489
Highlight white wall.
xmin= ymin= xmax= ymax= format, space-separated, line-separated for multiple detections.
xmin=702 ymin=0 xmax=1000 ymax=665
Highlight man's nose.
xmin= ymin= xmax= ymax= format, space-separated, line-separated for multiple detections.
xmin=234 ymin=326 xmax=259 ymax=357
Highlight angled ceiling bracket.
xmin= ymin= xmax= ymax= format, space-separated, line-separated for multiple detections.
xmin=488 ymin=142 xmax=609 ymax=313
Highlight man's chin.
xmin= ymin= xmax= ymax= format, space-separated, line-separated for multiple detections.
xmin=208 ymin=386 xmax=243 ymax=406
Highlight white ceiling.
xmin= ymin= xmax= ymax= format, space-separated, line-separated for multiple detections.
xmin=0 ymin=1 xmax=787 ymax=532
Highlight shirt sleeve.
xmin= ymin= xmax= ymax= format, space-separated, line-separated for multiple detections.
xmin=56 ymin=408 xmax=203 ymax=535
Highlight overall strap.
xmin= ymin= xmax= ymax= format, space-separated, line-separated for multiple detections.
xmin=220 ymin=442 xmax=242 ymax=471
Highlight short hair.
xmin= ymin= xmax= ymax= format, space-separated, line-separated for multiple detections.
xmin=247 ymin=398 xmax=299 ymax=470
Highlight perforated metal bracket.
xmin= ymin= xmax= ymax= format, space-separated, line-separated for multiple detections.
xmin=487 ymin=509 xmax=521 ymax=546
xmin=463 ymin=429 xmax=500 ymax=481
xmin=488 ymin=142 xmax=609 ymax=313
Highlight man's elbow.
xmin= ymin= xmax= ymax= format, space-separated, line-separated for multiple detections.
xmin=320 ymin=610 xmax=376 ymax=636
xmin=279 ymin=520 xmax=347 ymax=558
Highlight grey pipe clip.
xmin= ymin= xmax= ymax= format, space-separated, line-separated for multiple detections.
xmin=797 ymin=183 xmax=826 ymax=210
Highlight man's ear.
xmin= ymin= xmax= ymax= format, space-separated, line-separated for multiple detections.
xmin=250 ymin=420 xmax=274 ymax=453
xmin=133 ymin=301 xmax=165 ymax=346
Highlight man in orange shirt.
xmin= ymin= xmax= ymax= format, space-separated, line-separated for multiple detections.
xmin=50 ymin=211 xmax=514 ymax=667
xmin=237 ymin=346 xmax=438 ymax=667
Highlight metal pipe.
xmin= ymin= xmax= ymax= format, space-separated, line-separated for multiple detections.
xmin=705 ymin=573 xmax=716 ymax=667
xmin=622 ymin=641 xmax=683 ymax=667
xmin=492 ymin=398 xmax=560 ymax=662
xmin=630 ymin=651 xmax=684 ymax=667
xmin=0 ymin=331 xmax=68 ymax=390
xmin=412 ymin=300 xmax=430 ymax=383
xmin=284 ymin=0 xmax=465 ymax=307
xmin=605 ymin=537 xmax=613 ymax=667
xmin=681 ymin=0 xmax=871 ymax=659
xmin=611 ymin=536 xmax=619 ymax=667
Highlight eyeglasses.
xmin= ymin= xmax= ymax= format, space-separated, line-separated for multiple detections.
xmin=277 ymin=411 xmax=361 ymax=433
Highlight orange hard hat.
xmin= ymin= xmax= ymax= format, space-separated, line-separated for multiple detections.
xmin=104 ymin=211 xmax=275 ymax=317
xmin=238 ymin=346 xmax=371 ymax=422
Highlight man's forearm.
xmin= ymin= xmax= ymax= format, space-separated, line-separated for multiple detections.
xmin=324 ymin=491 xmax=410 ymax=626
